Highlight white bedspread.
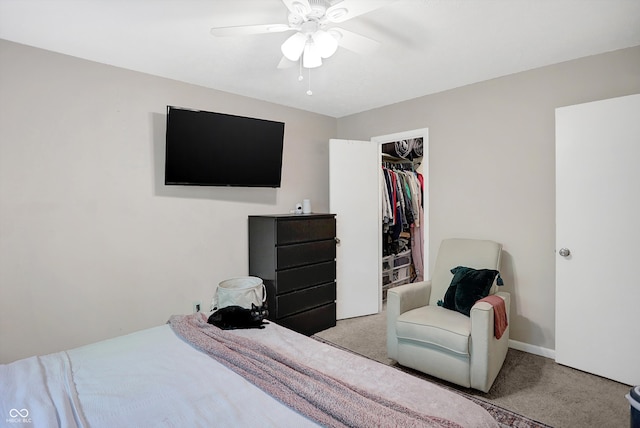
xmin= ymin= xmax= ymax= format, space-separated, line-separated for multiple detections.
xmin=0 ymin=320 xmax=499 ymax=428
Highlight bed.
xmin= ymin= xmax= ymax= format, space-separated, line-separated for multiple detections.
xmin=1 ymin=313 xmax=499 ymax=427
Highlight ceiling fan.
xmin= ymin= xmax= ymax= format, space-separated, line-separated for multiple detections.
xmin=210 ymin=0 xmax=393 ymax=69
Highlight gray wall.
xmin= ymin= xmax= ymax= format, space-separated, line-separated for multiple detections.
xmin=0 ymin=39 xmax=336 ymax=363
xmin=337 ymin=46 xmax=640 ymax=352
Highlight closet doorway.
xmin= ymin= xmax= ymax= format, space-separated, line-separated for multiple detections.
xmin=329 ymin=128 xmax=429 ymax=320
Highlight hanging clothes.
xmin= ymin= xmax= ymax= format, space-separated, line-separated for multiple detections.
xmin=380 ymin=169 xmax=393 ymax=225
xmin=381 ymin=163 xmax=422 ymax=258
xmin=410 ymin=172 xmax=424 ymax=282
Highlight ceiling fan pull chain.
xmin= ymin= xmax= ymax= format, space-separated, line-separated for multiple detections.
xmin=298 ymin=58 xmax=304 ymax=81
xmin=307 ymin=68 xmax=313 ymax=96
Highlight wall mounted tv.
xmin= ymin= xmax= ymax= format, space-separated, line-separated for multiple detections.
xmin=165 ymin=106 xmax=285 ymax=187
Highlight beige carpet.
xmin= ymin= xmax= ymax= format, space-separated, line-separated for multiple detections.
xmin=314 ymin=307 xmax=632 ymax=428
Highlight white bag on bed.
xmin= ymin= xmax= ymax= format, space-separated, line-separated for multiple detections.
xmin=211 ymin=276 xmax=266 ymax=311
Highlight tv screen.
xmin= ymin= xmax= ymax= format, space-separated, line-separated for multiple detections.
xmin=165 ymin=106 xmax=285 ymax=187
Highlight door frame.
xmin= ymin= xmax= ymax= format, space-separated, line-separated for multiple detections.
xmin=372 ymin=128 xmax=430 ymax=286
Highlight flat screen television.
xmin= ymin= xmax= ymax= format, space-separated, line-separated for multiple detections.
xmin=165 ymin=106 xmax=285 ymax=187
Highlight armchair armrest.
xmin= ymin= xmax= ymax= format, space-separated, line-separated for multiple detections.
xmin=386 ymin=281 xmax=431 ymax=360
xmin=469 ymin=291 xmax=510 ymax=392
xmin=471 ymin=292 xmax=510 ymax=321
xmin=387 ymin=280 xmax=432 ymax=315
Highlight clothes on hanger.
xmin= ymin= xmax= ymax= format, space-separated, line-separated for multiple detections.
xmin=381 ymin=163 xmax=423 ymax=259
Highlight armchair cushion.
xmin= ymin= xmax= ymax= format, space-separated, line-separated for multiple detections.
xmin=441 ymin=266 xmax=500 ymax=316
xmin=396 ymin=306 xmax=471 ymax=355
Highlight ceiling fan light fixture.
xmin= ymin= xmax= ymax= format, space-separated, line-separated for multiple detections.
xmin=312 ymin=30 xmax=338 ymax=59
xmin=281 ymin=32 xmax=308 ymax=61
xmin=303 ymin=42 xmax=322 ymax=68
xmin=328 ymin=29 xmax=342 ymax=42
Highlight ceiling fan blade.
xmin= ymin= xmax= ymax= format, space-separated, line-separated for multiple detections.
xmin=326 ymin=0 xmax=396 ymax=23
xmin=280 ymin=0 xmax=311 ymax=16
xmin=332 ymin=28 xmax=380 ymax=55
xmin=210 ymin=24 xmax=293 ymax=37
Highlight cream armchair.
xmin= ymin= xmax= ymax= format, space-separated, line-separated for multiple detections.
xmin=386 ymin=238 xmax=509 ymax=392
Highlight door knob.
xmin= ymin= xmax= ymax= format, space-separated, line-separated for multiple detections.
xmin=559 ymin=248 xmax=571 ymax=257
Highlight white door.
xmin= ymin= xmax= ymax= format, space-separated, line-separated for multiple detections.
xmin=556 ymin=94 xmax=640 ymax=386
xmin=329 ymin=139 xmax=381 ymax=319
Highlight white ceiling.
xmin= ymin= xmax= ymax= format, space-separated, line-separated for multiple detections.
xmin=1 ymin=0 xmax=639 ymax=118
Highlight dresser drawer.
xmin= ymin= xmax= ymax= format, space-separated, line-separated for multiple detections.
xmin=275 ymin=282 xmax=336 ymax=318
xmin=276 ymin=261 xmax=336 ymax=294
xmin=277 ymin=302 xmax=337 ymax=336
xmin=276 ymin=217 xmax=336 ymax=244
xmin=276 ymin=240 xmax=335 ymax=270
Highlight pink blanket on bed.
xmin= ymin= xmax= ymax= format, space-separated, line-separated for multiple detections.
xmin=169 ymin=313 xmax=461 ymax=428
xmin=478 ymin=295 xmax=508 ymax=339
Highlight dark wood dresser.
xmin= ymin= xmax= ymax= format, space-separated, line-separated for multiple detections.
xmin=248 ymin=214 xmax=337 ymax=335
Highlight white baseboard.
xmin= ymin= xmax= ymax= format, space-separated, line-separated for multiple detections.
xmin=509 ymin=339 xmax=556 ymax=360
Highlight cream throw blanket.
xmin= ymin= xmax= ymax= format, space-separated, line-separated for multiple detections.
xmin=169 ymin=313 xmax=461 ymax=428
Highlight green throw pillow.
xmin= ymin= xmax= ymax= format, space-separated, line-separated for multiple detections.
xmin=441 ymin=275 xmax=458 ymax=311
xmin=444 ymin=266 xmax=500 ymax=316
